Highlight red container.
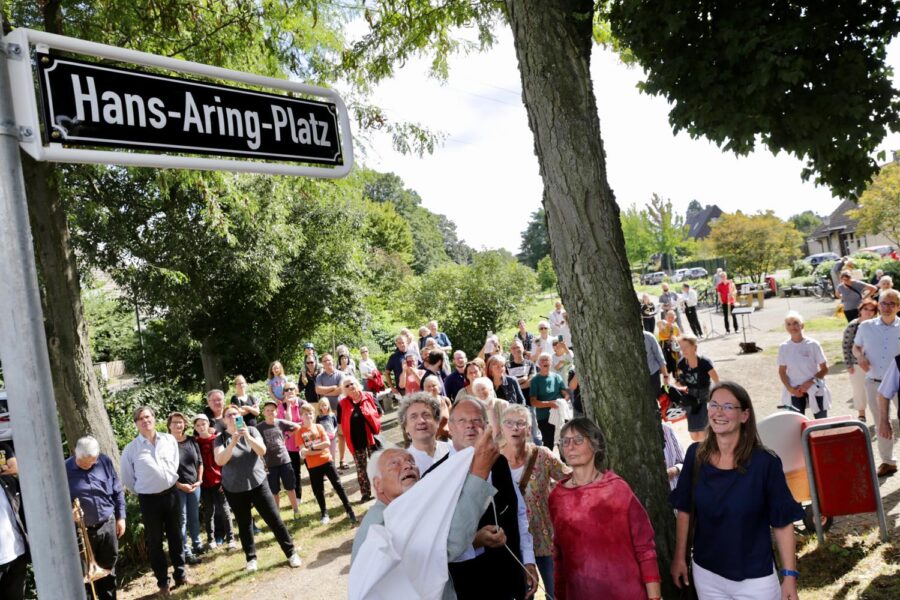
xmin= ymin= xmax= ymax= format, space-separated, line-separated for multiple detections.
xmin=802 ymin=418 xmax=877 ymax=517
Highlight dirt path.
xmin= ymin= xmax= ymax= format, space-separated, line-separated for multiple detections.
xmin=121 ymin=295 xmax=900 ymax=599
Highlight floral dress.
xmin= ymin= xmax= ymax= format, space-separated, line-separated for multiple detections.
xmin=511 ymin=444 xmax=571 ymax=558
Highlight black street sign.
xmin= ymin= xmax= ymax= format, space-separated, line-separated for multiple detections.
xmin=37 ymin=53 xmax=343 ymax=165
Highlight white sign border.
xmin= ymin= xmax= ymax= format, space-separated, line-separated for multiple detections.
xmin=7 ymin=28 xmax=354 ymax=178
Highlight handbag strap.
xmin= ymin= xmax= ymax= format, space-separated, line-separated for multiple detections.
xmin=518 ymin=447 xmax=540 ymax=496
xmin=686 ymin=449 xmax=702 ymax=561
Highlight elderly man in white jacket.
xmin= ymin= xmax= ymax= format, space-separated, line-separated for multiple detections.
xmin=350 ymin=429 xmax=500 ymax=600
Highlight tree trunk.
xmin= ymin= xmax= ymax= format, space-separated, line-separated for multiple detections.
xmin=21 ymin=155 xmax=120 ymax=468
xmin=200 ymin=336 xmax=226 ymax=392
xmin=505 ymin=0 xmax=676 ymax=590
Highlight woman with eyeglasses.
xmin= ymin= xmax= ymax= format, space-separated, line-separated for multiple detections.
xmin=842 ymin=298 xmax=879 ymax=422
xmin=550 ymin=418 xmax=661 ymax=599
xmin=670 ymin=382 xmax=803 ymax=600
xmin=214 ymin=405 xmax=301 ymax=572
xmin=500 ymin=404 xmax=571 ymax=599
xmin=337 ymin=376 xmax=382 ymax=502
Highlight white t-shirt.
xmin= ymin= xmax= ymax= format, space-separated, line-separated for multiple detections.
xmin=777 ymin=337 xmax=827 ymax=387
xmin=0 ymin=486 xmax=25 ymax=565
xmin=358 ymin=358 xmax=377 ymax=379
xmin=407 ymin=440 xmax=451 ymax=475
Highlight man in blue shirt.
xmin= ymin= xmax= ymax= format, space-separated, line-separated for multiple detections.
xmin=854 ymin=289 xmax=900 ymax=477
xmin=427 ymin=320 xmax=453 ymax=352
xmin=65 ymin=436 xmax=126 ymax=600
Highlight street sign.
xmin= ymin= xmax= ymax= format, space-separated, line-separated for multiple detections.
xmin=38 ymin=53 xmax=342 ymax=166
xmin=6 ymin=28 xmax=354 ymax=177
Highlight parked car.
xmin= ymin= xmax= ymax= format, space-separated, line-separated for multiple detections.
xmin=689 ymin=267 xmax=708 ymax=279
xmin=804 ymin=252 xmax=840 ymax=266
xmin=0 ymin=390 xmax=10 ymax=442
xmin=672 ymin=268 xmax=691 ymax=282
xmin=861 ymin=245 xmax=898 ymax=259
xmin=641 ymin=271 xmax=666 ymax=285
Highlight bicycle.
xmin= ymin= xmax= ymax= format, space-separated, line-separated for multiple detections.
xmin=811 ymin=276 xmax=834 ymax=299
xmin=696 ymin=286 xmax=717 ymax=309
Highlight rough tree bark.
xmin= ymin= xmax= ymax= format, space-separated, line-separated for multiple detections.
xmin=505 ymin=0 xmax=676 ymax=589
xmin=22 ymin=155 xmax=120 ymax=468
xmin=200 ymin=336 xmax=227 ymax=392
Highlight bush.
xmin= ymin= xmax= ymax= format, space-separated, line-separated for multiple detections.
xmin=875 ymin=258 xmax=900 ymax=281
xmin=402 ymin=250 xmax=537 ymax=357
xmin=536 ymin=255 xmax=557 ymax=291
xmin=790 ymin=259 xmax=813 ymax=278
xmin=105 ymin=383 xmax=195 ymax=449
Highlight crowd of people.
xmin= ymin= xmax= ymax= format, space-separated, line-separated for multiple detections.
xmin=1 ymin=287 xmax=899 ymax=600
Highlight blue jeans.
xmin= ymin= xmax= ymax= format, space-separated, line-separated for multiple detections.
xmin=535 ymin=554 xmax=554 ymax=599
xmin=177 ymin=486 xmax=202 ymax=553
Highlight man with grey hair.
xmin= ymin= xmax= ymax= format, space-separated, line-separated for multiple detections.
xmin=855 ymin=288 xmax=900 ymax=477
xmin=426 ymin=397 xmax=538 ymax=599
xmin=351 ymin=430 xmax=500 ymax=599
xmin=399 ymin=393 xmax=452 ymax=474
xmin=66 ymin=436 xmax=126 ymax=600
xmin=428 ymin=320 xmax=453 ymax=352
xmin=203 ymin=389 xmax=228 ymax=434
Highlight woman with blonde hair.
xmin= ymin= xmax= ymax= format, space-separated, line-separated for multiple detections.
xmin=674 ymin=333 xmax=719 ymax=442
xmin=266 ymin=360 xmax=288 ymax=403
xmin=500 ymin=404 xmax=571 ymax=597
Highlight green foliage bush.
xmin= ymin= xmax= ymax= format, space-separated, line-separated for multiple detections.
xmin=790 ymin=259 xmax=813 ymax=278
xmin=877 ymin=259 xmax=900 ymax=280
xmin=105 ymin=384 xmax=194 ymax=450
xmin=536 ymin=255 xmax=557 ymax=291
xmin=402 ymin=251 xmax=537 ymax=357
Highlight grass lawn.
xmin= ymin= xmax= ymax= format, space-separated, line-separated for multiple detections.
xmin=122 ymin=495 xmax=362 ymax=599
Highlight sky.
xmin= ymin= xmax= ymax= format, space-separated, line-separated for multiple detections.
xmin=356 ymin=28 xmax=900 ymax=254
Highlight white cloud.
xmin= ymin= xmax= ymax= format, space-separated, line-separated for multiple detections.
xmin=360 ymin=28 xmax=900 ymax=253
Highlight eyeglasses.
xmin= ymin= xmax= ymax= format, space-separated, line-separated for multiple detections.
xmin=502 ymin=420 xmax=529 ymax=430
xmin=342 ymin=383 xmax=355 ymax=390
xmin=707 ymin=402 xmax=742 ymax=413
xmin=452 ymin=417 xmax=484 ymax=427
xmin=305 ymin=361 xmax=315 ymax=365
xmin=539 ymin=326 xmax=548 ymax=330
xmin=560 ymin=435 xmax=586 ymax=447
xmin=880 ymin=301 xmax=898 ymax=308
xmin=408 ymin=412 xmax=435 ymax=422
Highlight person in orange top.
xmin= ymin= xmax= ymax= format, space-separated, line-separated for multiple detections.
xmin=296 ymin=404 xmax=357 ymax=525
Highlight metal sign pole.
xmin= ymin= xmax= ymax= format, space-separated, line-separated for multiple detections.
xmin=0 ymin=25 xmax=87 ymax=600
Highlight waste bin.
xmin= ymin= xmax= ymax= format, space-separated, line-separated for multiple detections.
xmin=801 ymin=418 xmax=888 ymax=543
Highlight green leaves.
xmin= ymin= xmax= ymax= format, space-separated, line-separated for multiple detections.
xmin=848 ymin=162 xmax=900 ymax=246
xmin=609 ymin=0 xmax=900 ymax=198
xmin=708 ymin=210 xmax=803 ymax=282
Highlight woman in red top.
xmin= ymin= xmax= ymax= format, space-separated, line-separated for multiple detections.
xmin=337 ymin=376 xmax=381 ymax=502
xmin=549 ymin=418 xmax=661 ymax=600
xmin=193 ymin=414 xmax=235 ymax=549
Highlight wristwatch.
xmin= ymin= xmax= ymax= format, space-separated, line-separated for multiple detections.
xmin=780 ymin=569 xmax=800 ymax=578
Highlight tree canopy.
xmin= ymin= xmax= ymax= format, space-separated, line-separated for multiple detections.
xmin=849 ymin=162 xmax=900 ymax=247
xmin=608 ymin=0 xmax=900 ymax=199
xmin=517 ymin=208 xmax=550 ymax=269
xmin=708 ymin=211 xmax=803 ymax=281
